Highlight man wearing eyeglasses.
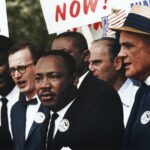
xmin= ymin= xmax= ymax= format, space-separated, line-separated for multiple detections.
xmin=8 ymin=41 xmax=48 ymax=150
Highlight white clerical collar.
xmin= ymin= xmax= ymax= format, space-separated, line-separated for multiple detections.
xmin=77 ymin=71 xmax=89 ymax=88
xmin=144 ymin=76 xmax=150 ymax=86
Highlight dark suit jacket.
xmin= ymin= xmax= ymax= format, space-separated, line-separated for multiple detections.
xmin=123 ymin=85 xmax=150 ymax=150
xmin=0 ymin=87 xmax=19 ymax=150
xmin=50 ymin=72 xmax=124 ymax=150
xmin=0 ymin=126 xmax=13 ymax=150
xmin=11 ymin=93 xmax=50 ymax=150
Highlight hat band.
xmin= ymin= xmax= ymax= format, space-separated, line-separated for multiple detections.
xmin=124 ymin=13 xmax=150 ymax=33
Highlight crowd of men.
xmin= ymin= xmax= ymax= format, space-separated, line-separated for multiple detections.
xmin=0 ymin=5 xmax=149 ymax=150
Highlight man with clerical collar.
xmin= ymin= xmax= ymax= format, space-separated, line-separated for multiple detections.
xmin=8 ymin=41 xmax=43 ymax=150
xmin=0 ymin=35 xmax=20 ymax=150
xmin=35 ymin=50 xmax=124 ymax=150
xmin=88 ymin=37 xmax=139 ymax=127
xmin=110 ymin=5 xmax=150 ymax=149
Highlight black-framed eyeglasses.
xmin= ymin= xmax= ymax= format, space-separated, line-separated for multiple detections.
xmin=9 ymin=62 xmax=34 ymax=76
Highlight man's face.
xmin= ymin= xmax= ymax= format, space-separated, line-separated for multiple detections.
xmin=8 ymin=48 xmax=36 ymax=97
xmin=89 ymin=41 xmax=117 ymax=82
xmin=35 ymin=56 xmax=77 ymax=111
xmin=52 ymin=37 xmax=84 ymax=75
xmin=0 ymin=54 xmax=14 ymax=93
xmin=118 ymin=31 xmax=150 ymax=81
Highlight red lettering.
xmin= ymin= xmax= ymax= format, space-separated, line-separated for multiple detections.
xmin=55 ymin=0 xmax=99 ymax=22
xmin=73 ymin=28 xmax=77 ymax=31
xmin=84 ymin=0 xmax=98 ymax=14
xmin=55 ymin=3 xmax=66 ymax=22
xmin=103 ymin=0 xmax=108 ymax=9
xmin=93 ymin=22 xmax=102 ymax=30
xmin=70 ymin=0 xmax=80 ymax=17
xmin=88 ymin=24 xmax=91 ymax=28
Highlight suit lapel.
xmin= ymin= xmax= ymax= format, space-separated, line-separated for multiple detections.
xmin=26 ymin=104 xmax=50 ymax=140
xmin=12 ymin=93 xmax=27 ymax=147
xmin=19 ymin=93 xmax=27 ymax=146
xmin=52 ymin=98 xmax=81 ymax=146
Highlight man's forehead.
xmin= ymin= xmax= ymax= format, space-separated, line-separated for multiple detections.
xmin=90 ymin=45 xmax=110 ymax=56
xmin=120 ymin=31 xmax=142 ymax=43
xmin=54 ymin=37 xmax=74 ymax=47
xmin=39 ymin=55 xmax=64 ymax=62
xmin=37 ymin=56 xmax=66 ymax=69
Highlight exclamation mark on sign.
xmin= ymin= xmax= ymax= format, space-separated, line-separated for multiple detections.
xmin=103 ymin=0 xmax=108 ymax=10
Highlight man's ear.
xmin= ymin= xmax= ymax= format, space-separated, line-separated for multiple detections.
xmin=114 ymin=56 xmax=122 ymax=71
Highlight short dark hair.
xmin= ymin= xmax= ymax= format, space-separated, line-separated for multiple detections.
xmin=54 ymin=31 xmax=88 ymax=53
xmin=41 ymin=50 xmax=76 ymax=75
xmin=8 ymin=41 xmax=42 ymax=63
xmin=0 ymin=35 xmax=14 ymax=51
xmin=0 ymin=35 xmax=14 ymax=64
xmin=93 ymin=37 xmax=121 ymax=62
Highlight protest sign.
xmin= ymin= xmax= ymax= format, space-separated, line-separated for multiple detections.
xmin=40 ymin=0 xmax=112 ymax=34
xmin=40 ymin=0 xmax=150 ymax=35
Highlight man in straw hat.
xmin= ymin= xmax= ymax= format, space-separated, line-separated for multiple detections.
xmin=110 ymin=5 xmax=150 ymax=150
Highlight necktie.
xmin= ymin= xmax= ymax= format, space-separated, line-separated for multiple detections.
xmin=0 ymin=97 xmax=13 ymax=150
xmin=21 ymin=98 xmax=38 ymax=106
xmin=47 ymin=113 xmax=58 ymax=150
xmin=0 ymin=97 xmax=8 ymax=128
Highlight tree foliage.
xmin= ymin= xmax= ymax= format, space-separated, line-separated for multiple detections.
xmin=6 ymin=0 xmax=56 ymax=50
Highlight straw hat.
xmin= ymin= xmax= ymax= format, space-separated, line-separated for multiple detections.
xmin=110 ymin=5 xmax=150 ymax=36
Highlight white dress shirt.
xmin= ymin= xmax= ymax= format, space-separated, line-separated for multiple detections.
xmin=0 ymin=86 xmax=20 ymax=136
xmin=118 ymin=78 xmax=139 ymax=127
xmin=25 ymin=95 xmax=41 ymax=139
xmin=48 ymin=99 xmax=75 ymax=139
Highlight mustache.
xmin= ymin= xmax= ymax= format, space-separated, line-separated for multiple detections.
xmin=40 ymin=89 xmax=55 ymax=96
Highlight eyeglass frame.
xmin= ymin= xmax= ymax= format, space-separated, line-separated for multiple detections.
xmin=9 ymin=62 xmax=34 ymax=76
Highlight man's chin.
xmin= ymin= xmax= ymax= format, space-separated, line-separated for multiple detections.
xmin=125 ymin=71 xmax=135 ymax=78
xmin=41 ymin=99 xmax=53 ymax=107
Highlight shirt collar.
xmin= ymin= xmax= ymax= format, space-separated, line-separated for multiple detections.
xmin=26 ymin=94 xmax=41 ymax=104
xmin=0 ymin=86 xmax=20 ymax=102
xmin=51 ymin=98 xmax=75 ymax=119
xmin=144 ymin=76 xmax=150 ymax=86
xmin=118 ymin=79 xmax=137 ymax=107
xmin=77 ymin=71 xmax=89 ymax=88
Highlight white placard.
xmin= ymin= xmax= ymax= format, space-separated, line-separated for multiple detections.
xmin=40 ymin=0 xmax=112 ymax=34
xmin=40 ymin=0 xmax=150 ymax=34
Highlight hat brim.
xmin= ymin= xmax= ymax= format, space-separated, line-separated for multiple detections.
xmin=110 ymin=26 xmax=150 ymax=36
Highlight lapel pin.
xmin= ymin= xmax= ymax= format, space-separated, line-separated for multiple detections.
xmin=58 ymin=119 xmax=70 ymax=132
xmin=61 ymin=147 xmax=72 ymax=150
xmin=141 ymin=111 xmax=150 ymax=125
xmin=34 ymin=112 xmax=45 ymax=124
